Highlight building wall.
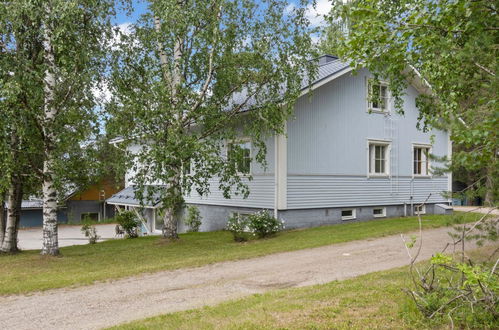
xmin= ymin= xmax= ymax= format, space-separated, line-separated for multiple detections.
xmin=69 ymin=180 xmax=122 ymax=202
xmin=18 ymin=209 xmax=68 ymax=228
xmin=65 ymin=200 xmax=115 ymax=223
xmin=182 ymin=202 xmax=443 ymax=233
xmin=286 ymin=69 xmax=450 ymax=208
xmin=124 ymin=68 xmax=450 ymax=214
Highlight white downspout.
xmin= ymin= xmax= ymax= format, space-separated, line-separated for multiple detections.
xmin=274 ymin=122 xmax=288 ymax=219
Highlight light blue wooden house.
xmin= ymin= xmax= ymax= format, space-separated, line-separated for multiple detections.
xmin=107 ymin=55 xmax=452 ymax=234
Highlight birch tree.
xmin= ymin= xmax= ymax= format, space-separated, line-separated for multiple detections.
xmin=108 ymin=0 xmax=317 ymax=239
xmin=1 ymin=0 xmax=116 ymax=255
xmin=38 ymin=0 xmax=116 ymax=255
xmin=0 ymin=1 xmax=44 ymax=253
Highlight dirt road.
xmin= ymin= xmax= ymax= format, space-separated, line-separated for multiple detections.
xmin=0 ymin=226 xmax=484 ymax=330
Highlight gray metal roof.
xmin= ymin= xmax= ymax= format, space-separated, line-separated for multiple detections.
xmin=21 ymin=200 xmax=44 ymax=209
xmin=233 ymin=56 xmax=351 ymax=110
xmin=3 ymin=200 xmax=44 ymax=210
xmin=310 ymin=57 xmax=351 ymax=88
xmin=109 ymin=55 xmax=351 ymax=141
xmin=106 ymin=185 xmax=164 ymax=208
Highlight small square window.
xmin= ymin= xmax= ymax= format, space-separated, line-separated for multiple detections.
xmin=368 ymin=80 xmax=389 ymax=113
xmin=341 ymin=208 xmax=356 ymax=220
xmin=414 ymin=205 xmax=426 ymax=215
xmin=373 ymin=207 xmax=386 ymax=217
xmin=228 ymin=141 xmax=251 ymax=175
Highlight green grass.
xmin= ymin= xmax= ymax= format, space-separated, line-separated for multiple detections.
xmin=0 ymin=212 xmax=478 ymax=295
xmin=109 ymin=246 xmax=499 ymax=330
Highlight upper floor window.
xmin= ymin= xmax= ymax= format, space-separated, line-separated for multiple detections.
xmin=228 ymin=140 xmax=251 ymax=175
xmin=368 ymin=80 xmax=389 ymax=113
xmin=368 ymin=141 xmax=390 ymax=176
xmin=413 ymin=145 xmax=430 ymax=176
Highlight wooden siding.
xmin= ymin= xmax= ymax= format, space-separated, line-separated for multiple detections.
xmin=288 ymin=69 xmax=448 ymax=177
xmin=184 ymin=175 xmax=275 ymax=208
xmin=287 ymin=175 xmax=448 ymax=209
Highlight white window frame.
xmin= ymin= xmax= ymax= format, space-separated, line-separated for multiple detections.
xmin=412 ymin=143 xmax=432 ymax=177
xmin=373 ymin=207 xmax=386 ymax=218
xmin=227 ymin=138 xmax=252 ymax=176
xmin=341 ymin=208 xmax=357 ymax=221
xmin=414 ymin=204 xmax=426 ymax=215
xmin=367 ymin=78 xmax=390 ymax=114
xmin=367 ymin=139 xmax=391 ymax=177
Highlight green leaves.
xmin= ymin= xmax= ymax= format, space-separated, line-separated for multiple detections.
xmin=108 ymin=0 xmax=317 ymax=212
xmin=326 ymin=0 xmax=498 ymax=204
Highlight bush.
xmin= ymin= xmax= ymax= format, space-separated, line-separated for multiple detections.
xmin=115 ymin=211 xmax=140 ymax=238
xmin=226 ymin=210 xmax=285 ymax=242
xmin=404 ymin=212 xmax=499 ymax=328
xmin=80 ymin=223 xmax=99 ymax=244
xmin=226 ymin=214 xmax=252 ymax=242
xmin=184 ymin=205 xmax=202 ymax=232
xmin=248 ymin=210 xmax=284 ymax=238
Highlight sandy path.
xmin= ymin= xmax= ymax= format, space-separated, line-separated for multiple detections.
xmin=0 ymin=226 xmax=483 ymax=330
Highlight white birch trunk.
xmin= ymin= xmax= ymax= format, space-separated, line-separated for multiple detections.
xmin=162 ymin=170 xmax=181 ymax=239
xmin=0 ymin=194 xmax=5 ymax=247
xmin=40 ymin=3 xmax=59 ymax=256
xmin=154 ymin=6 xmax=184 ymax=240
xmin=0 ymin=179 xmax=22 ymax=253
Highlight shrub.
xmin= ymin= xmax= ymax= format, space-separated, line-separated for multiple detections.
xmin=248 ymin=210 xmax=284 ymax=238
xmin=226 ymin=214 xmax=252 ymax=242
xmin=404 ymin=212 xmax=499 ymax=328
xmin=226 ymin=210 xmax=285 ymax=242
xmin=115 ymin=211 xmax=140 ymax=238
xmin=80 ymin=222 xmax=99 ymax=244
xmin=184 ymin=205 xmax=202 ymax=232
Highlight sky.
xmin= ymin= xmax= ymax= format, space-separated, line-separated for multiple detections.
xmin=113 ymin=0 xmax=333 ymax=28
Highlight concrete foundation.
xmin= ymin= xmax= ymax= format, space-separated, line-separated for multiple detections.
xmin=179 ymin=202 xmax=450 ymax=233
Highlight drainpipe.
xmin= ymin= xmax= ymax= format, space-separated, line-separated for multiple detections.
xmin=274 ymin=133 xmax=279 ymax=219
xmin=410 ymin=178 xmax=414 ymax=216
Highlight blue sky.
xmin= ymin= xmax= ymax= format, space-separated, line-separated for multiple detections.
xmin=114 ymin=0 xmax=332 ymax=26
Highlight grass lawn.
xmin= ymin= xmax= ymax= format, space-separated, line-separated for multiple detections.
xmin=0 ymin=212 xmax=479 ymax=295
xmin=109 ymin=246 xmax=499 ymax=330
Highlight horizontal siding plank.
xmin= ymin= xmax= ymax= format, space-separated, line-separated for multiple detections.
xmin=184 ymin=175 xmax=274 ymax=208
xmin=287 ymin=175 xmax=448 ymax=209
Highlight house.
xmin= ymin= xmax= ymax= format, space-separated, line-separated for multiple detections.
xmin=64 ymin=179 xmax=122 ymax=223
xmin=107 ymin=55 xmax=452 ymax=234
xmin=15 ymin=200 xmax=68 ymax=228
xmin=15 ymin=179 xmax=122 ymax=228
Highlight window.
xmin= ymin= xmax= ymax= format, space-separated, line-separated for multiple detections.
xmin=81 ymin=212 xmax=99 ymax=222
xmin=183 ymin=158 xmax=192 ymax=175
xmin=368 ymin=80 xmax=389 ymax=112
xmin=368 ymin=141 xmax=390 ymax=176
xmin=228 ymin=140 xmax=251 ymax=174
xmin=413 ymin=146 xmax=430 ymax=176
xmin=341 ymin=208 xmax=356 ymax=220
xmin=414 ymin=205 xmax=426 ymax=215
xmin=373 ymin=207 xmax=386 ymax=218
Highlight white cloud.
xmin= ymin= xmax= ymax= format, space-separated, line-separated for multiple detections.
xmin=110 ymin=22 xmax=134 ymax=50
xmin=306 ymin=0 xmax=333 ymax=27
xmin=92 ymin=80 xmax=112 ymax=104
xmin=287 ymin=0 xmax=333 ymax=27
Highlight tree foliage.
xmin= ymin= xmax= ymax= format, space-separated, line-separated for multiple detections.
xmin=0 ymin=0 xmax=117 ymax=254
xmin=327 ymin=0 xmax=498 ymax=204
xmin=108 ymin=0 xmax=317 ymax=238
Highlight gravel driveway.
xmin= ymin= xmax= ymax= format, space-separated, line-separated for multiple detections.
xmin=17 ymin=224 xmax=119 ymax=250
xmin=0 ymin=226 xmax=489 ymax=330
